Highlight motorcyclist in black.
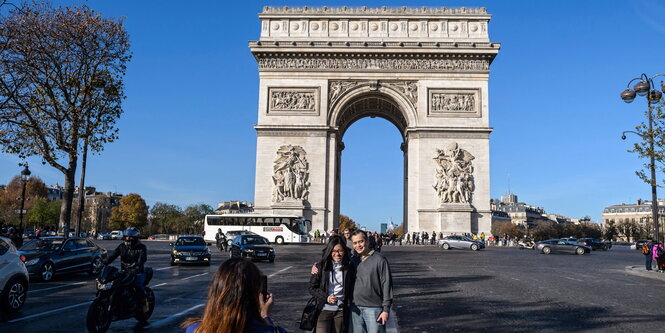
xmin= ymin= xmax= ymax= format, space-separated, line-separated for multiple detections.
xmin=215 ymin=228 xmax=227 ymax=252
xmin=105 ymin=227 xmax=148 ymax=310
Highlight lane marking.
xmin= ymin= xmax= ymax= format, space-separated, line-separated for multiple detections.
xmin=29 ymin=281 xmax=87 ymax=293
xmin=153 ymin=282 xmax=168 ymax=288
xmin=145 ymin=303 xmax=205 ymax=328
xmin=268 ymin=266 xmax=293 ymax=278
xmin=8 ymin=301 xmax=92 ymax=323
xmin=156 ymin=266 xmax=175 ymax=271
xmin=427 ymin=266 xmax=435 ymax=271
xmin=181 ymin=272 xmax=209 ymax=280
xmin=564 ymin=277 xmax=583 ymax=282
xmin=511 ymin=278 xmax=520 ymax=281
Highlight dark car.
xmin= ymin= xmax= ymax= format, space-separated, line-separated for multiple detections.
xmin=170 ymin=236 xmax=211 ymax=266
xmin=535 ymin=239 xmax=591 ymax=255
xmin=230 ymin=235 xmax=275 ymax=262
xmin=224 ymin=230 xmax=258 ymax=246
xmin=635 ymin=239 xmax=649 ymax=251
xmin=576 ymin=238 xmax=608 ymax=251
xmin=23 ymin=230 xmax=36 ymax=239
xmin=19 ymin=237 xmax=106 ymax=282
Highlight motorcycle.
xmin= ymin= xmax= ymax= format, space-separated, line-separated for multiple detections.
xmin=86 ymin=265 xmax=155 ymax=333
xmin=519 ymin=240 xmax=535 ymax=250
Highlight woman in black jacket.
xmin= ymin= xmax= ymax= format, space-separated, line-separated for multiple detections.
xmin=309 ymin=235 xmax=355 ymax=333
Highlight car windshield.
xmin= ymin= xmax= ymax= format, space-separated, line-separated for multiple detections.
xmin=242 ymin=237 xmax=268 ymax=245
xmin=20 ymin=239 xmax=63 ymax=251
xmin=176 ymin=238 xmax=205 ymax=246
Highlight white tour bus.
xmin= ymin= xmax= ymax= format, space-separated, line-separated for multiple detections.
xmin=204 ymin=214 xmax=311 ymax=244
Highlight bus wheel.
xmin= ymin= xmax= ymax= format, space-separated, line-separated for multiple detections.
xmin=275 ymin=236 xmax=284 ymax=245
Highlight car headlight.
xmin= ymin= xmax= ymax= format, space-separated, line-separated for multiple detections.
xmin=25 ymin=258 xmax=40 ymax=266
xmin=246 ymin=249 xmax=254 ymax=253
xmin=97 ymin=281 xmax=114 ymax=290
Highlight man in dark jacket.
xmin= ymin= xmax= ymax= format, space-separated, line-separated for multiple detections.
xmin=350 ymin=229 xmax=393 ymax=333
xmin=105 ymin=227 xmax=149 ymax=309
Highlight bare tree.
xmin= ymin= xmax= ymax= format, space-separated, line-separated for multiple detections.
xmin=0 ymin=1 xmax=131 ymax=234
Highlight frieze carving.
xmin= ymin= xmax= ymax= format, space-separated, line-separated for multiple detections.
xmin=262 ymin=6 xmax=488 ymax=15
xmin=258 ymin=57 xmax=489 ymax=72
xmin=268 ymin=88 xmax=319 ymax=115
xmin=272 ymin=145 xmax=310 ymax=203
xmin=382 ymin=81 xmax=418 ymax=105
xmin=431 ymin=93 xmax=475 ymax=112
xmin=433 ymin=143 xmax=475 ymax=204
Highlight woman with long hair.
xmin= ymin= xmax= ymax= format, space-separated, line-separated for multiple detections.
xmin=183 ymin=258 xmax=287 ymax=333
xmin=309 ymin=235 xmax=356 ymax=333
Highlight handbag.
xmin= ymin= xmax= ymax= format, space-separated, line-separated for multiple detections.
xmin=299 ymin=296 xmax=321 ymax=330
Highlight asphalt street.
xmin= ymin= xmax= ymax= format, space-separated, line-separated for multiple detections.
xmin=1 ymin=241 xmax=663 ymax=332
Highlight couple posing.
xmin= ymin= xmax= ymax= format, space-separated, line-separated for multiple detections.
xmin=309 ymin=230 xmax=393 ymax=333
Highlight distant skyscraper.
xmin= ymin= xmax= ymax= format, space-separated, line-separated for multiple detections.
xmin=380 ymin=223 xmax=387 ymax=234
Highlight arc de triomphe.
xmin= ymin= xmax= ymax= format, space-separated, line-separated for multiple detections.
xmin=250 ymin=6 xmax=500 ymax=234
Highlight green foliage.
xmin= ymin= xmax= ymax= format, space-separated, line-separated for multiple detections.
xmin=28 ymin=198 xmax=60 ymax=227
xmin=182 ymin=203 xmax=213 ymax=235
xmin=0 ymin=1 xmax=131 ymax=230
xmin=603 ymin=220 xmax=618 ymax=241
xmin=627 ymin=98 xmax=665 ymax=187
xmin=149 ymin=202 xmax=183 ymax=235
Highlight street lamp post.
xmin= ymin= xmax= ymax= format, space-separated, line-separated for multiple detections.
xmin=18 ymin=164 xmax=31 ymax=233
xmin=620 ymin=73 xmax=665 ymax=243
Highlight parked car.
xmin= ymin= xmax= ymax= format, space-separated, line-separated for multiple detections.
xmin=230 ymin=235 xmax=275 ymax=262
xmin=576 ymin=238 xmax=608 ymax=251
xmin=18 ymin=237 xmax=106 ymax=282
xmin=97 ymin=233 xmax=112 ymax=240
xmin=225 ymin=230 xmax=258 ymax=246
xmin=148 ymin=234 xmax=170 ymax=241
xmin=437 ymin=235 xmax=485 ymax=251
xmin=535 ymin=239 xmax=591 ymax=255
xmin=635 ymin=239 xmax=649 ymax=251
xmin=0 ymin=236 xmax=29 ymax=313
xmin=23 ymin=230 xmax=36 ymax=239
xmin=170 ymin=236 xmax=211 ymax=266
xmin=110 ymin=230 xmax=123 ymax=240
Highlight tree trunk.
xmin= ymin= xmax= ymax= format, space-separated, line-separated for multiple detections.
xmin=58 ymin=156 xmax=78 ymax=237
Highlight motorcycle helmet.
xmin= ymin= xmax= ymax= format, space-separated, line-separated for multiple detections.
xmin=123 ymin=227 xmax=140 ymax=246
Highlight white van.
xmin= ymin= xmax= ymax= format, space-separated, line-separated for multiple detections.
xmin=0 ymin=236 xmax=29 ymax=313
xmin=110 ymin=230 xmax=123 ymax=240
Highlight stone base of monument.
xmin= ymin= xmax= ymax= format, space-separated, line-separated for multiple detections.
xmin=439 ymin=203 xmax=475 ymax=234
xmin=271 ymin=198 xmax=306 ymax=216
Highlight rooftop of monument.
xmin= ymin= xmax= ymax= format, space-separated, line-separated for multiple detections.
xmin=260 ymin=6 xmax=489 ymax=16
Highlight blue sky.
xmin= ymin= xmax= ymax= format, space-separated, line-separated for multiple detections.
xmin=2 ymin=0 xmax=665 ymax=232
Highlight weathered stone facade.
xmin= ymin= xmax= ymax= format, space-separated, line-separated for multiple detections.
xmin=251 ymin=6 xmax=500 ymax=234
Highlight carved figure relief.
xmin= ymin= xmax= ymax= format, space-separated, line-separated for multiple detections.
xmin=382 ymin=81 xmax=418 ymax=105
xmin=431 ymin=93 xmax=475 ymax=112
xmin=272 ymin=145 xmax=310 ymax=202
xmin=268 ymin=88 xmax=318 ymax=115
xmin=329 ymin=81 xmax=360 ymax=105
xmin=258 ymin=57 xmax=489 ymax=72
xmin=433 ymin=143 xmax=475 ymax=204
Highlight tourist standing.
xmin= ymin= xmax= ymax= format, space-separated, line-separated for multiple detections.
xmin=652 ymin=241 xmax=665 ymax=272
xmin=349 ymin=230 xmax=393 ymax=333
xmin=643 ymin=237 xmax=654 ymax=271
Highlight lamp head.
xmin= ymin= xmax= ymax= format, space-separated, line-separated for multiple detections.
xmin=649 ymin=90 xmax=663 ymax=103
xmin=20 ymin=165 xmax=31 ymax=180
xmin=621 ymin=134 xmax=626 ymax=140
xmin=634 ymin=81 xmax=650 ymax=96
xmin=620 ymin=89 xmax=636 ymax=103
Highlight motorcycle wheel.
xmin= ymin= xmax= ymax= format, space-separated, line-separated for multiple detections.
xmin=86 ymin=298 xmax=112 ymax=333
xmin=135 ymin=287 xmax=155 ymax=322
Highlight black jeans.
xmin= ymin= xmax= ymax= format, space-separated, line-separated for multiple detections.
xmin=316 ymin=309 xmax=344 ymax=333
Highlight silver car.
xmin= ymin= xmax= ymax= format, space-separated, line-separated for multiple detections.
xmin=535 ymin=239 xmax=591 ymax=255
xmin=0 ymin=236 xmax=29 ymax=313
xmin=438 ymin=235 xmax=485 ymax=251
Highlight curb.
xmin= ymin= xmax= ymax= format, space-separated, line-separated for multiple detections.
xmin=624 ymin=265 xmax=665 ymax=281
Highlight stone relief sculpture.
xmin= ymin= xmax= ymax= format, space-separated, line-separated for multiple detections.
xmin=433 ymin=143 xmax=475 ymax=204
xmin=431 ymin=93 xmax=475 ymax=112
xmin=329 ymin=81 xmax=359 ymax=104
xmin=383 ymin=81 xmax=418 ymax=105
xmin=272 ymin=145 xmax=310 ymax=202
xmin=258 ymin=57 xmax=489 ymax=72
xmin=262 ymin=6 xmax=488 ymax=15
xmin=270 ymin=90 xmax=316 ymax=111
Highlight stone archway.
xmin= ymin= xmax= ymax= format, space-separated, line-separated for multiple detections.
xmin=250 ymin=6 xmax=500 ymax=235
